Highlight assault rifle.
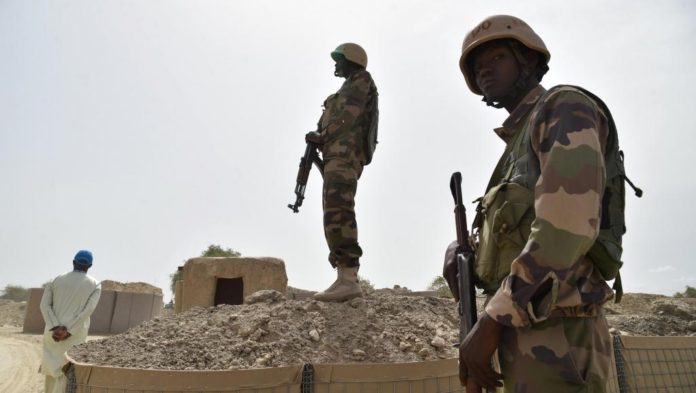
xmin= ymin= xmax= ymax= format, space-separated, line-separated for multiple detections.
xmin=288 ymin=141 xmax=323 ymax=213
xmin=449 ymin=172 xmax=477 ymax=343
xmin=450 ymin=172 xmax=492 ymax=393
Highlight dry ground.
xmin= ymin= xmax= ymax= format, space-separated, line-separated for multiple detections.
xmin=0 ymin=291 xmax=694 ymax=389
xmin=0 ymin=326 xmax=43 ymax=393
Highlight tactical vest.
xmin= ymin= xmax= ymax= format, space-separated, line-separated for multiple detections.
xmin=473 ymin=85 xmax=640 ymax=300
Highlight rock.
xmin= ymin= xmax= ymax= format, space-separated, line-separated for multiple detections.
xmin=418 ymin=348 xmax=431 ymax=358
xmin=238 ymin=324 xmax=255 ymax=338
xmin=688 ymin=320 xmax=696 ymax=332
xmin=303 ymin=301 xmax=321 ymax=312
xmin=430 ymin=336 xmax=447 ymax=349
xmin=349 ymin=297 xmax=365 ymax=308
xmin=399 ymin=341 xmax=412 ymax=351
xmin=255 ymin=356 xmax=270 ymax=366
xmin=352 ymin=349 xmax=366 ymax=361
xmin=245 ymin=290 xmax=285 ymax=304
xmin=309 ymin=329 xmax=320 ymax=342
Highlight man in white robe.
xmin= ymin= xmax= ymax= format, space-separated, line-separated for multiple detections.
xmin=40 ymin=249 xmax=101 ymax=393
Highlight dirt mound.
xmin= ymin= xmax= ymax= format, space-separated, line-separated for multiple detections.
xmin=69 ymin=292 xmax=460 ymax=370
xmin=0 ymin=300 xmax=26 ymax=327
xmin=68 ymin=291 xmax=696 ymax=371
xmin=100 ymin=280 xmax=162 ymax=295
xmin=605 ymin=294 xmax=696 ymax=336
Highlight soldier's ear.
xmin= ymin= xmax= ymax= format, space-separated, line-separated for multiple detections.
xmin=523 ymin=51 xmax=540 ymax=72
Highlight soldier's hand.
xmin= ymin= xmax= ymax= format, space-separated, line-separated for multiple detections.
xmin=443 ymin=240 xmax=460 ymax=302
xmin=305 ymin=131 xmax=323 ymax=145
xmin=459 ymin=313 xmax=504 ymax=391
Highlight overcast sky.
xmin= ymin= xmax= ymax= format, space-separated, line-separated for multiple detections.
xmin=2 ymin=0 xmax=695 ymax=302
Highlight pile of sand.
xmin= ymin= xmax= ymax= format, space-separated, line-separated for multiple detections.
xmin=0 ymin=300 xmax=26 ymax=327
xmin=605 ymin=293 xmax=696 ymax=336
xmin=60 ymin=291 xmax=696 ymax=371
xmin=70 ymin=291 xmax=460 ymax=370
xmin=100 ymin=280 xmax=162 ymax=296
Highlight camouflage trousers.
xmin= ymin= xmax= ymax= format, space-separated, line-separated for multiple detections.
xmin=498 ymin=315 xmax=611 ymax=393
xmin=322 ymin=158 xmax=363 ymax=268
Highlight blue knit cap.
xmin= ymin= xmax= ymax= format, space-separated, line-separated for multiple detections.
xmin=73 ymin=250 xmax=93 ymax=267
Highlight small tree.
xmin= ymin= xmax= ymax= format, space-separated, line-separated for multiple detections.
xmin=0 ymin=285 xmax=29 ymax=301
xmin=200 ymin=244 xmax=241 ymax=258
xmin=170 ymin=244 xmax=242 ymax=295
xmin=428 ymin=276 xmax=453 ymax=298
xmin=674 ymin=285 xmax=696 ymax=298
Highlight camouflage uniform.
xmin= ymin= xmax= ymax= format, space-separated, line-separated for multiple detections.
xmin=479 ymin=85 xmax=613 ymax=392
xmin=318 ymin=69 xmax=377 ymax=268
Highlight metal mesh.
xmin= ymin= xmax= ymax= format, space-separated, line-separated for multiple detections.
xmin=65 ymin=363 xmax=77 ymax=393
xmin=302 ymin=363 xmax=315 ymax=393
xmin=618 ymin=341 xmax=696 ymax=392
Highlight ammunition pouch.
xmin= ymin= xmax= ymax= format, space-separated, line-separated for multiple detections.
xmin=474 ymin=181 xmax=535 ymax=294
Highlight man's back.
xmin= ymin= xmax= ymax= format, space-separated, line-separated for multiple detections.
xmin=48 ymin=271 xmax=99 ymax=322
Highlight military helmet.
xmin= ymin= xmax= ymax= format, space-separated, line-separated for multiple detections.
xmin=459 ymin=15 xmax=550 ymax=95
xmin=331 ymin=43 xmax=368 ymax=68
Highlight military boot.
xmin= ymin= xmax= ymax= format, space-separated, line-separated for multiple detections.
xmin=313 ymin=266 xmax=363 ymax=302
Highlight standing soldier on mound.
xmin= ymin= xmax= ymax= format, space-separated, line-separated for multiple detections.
xmin=40 ymin=250 xmax=102 ymax=393
xmin=306 ymin=43 xmax=379 ymax=302
xmin=444 ymin=15 xmax=618 ymax=392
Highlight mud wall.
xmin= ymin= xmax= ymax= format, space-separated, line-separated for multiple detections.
xmin=179 ymin=257 xmax=287 ymax=313
xmin=23 ymin=288 xmax=163 ymax=334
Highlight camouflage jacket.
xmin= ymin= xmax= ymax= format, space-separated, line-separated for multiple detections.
xmin=319 ymin=69 xmax=377 ymax=164
xmin=485 ymin=85 xmax=614 ymax=328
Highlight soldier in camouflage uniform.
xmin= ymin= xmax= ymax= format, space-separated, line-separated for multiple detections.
xmin=306 ymin=43 xmax=378 ymax=302
xmin=443 ymin=16 xmax=613 ymax=392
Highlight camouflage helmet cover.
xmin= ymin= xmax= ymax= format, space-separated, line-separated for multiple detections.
xmin=331 ymin=43 xmax=368 ymax=68
xmin=459 ymin=15 xmax=550 ymax=95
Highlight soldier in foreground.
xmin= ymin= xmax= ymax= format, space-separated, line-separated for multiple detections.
xmin=40 ymin=250 xmax=102 ymax=393
xmin=445 ymin=16 xmax=616 ymax=392
xmin=306 ymin=43 xmax=379 ymax=302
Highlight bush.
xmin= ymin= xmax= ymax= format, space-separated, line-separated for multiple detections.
xmin=674 ymin=285 xmax=696 ymax=298
xmin=428 ymin=276 xmax=453 ymax=298
xmin=0 ymin=285 xmax=29 ymax=301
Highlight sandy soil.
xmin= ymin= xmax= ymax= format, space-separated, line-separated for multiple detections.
xmin=0 ymin=327 xmax=43 ymax=393
xmin=0 ymin=291 xmax=694 ymax=388
xmin=100 ymin=280 xmax=162 ymax=295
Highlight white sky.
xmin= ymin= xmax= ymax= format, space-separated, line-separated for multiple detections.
xmin=1 ymin=0 xmax=695 ymax=302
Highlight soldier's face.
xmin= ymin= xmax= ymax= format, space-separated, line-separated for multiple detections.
xmin=472 ymin=42 xmax=520 ymax=100
xmin=334 ymin=58 xmax=346 ymax=77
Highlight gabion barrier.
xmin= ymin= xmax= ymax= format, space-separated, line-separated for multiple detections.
xmin=66 ymin=336 xmax=696 ymax=393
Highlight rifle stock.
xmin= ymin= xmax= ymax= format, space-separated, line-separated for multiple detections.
xmin=288 ymin=141 xmax=323 ymax=213
xmin=450 ymin=172 xmax=478 ymax=342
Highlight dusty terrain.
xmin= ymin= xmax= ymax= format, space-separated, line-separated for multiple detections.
xmin=605 ymin=293 xmax=696 ymax=336
xmin=0 ymin=326 xmax=43 ymax=393
xmin=70 ymin=290 xmax=696 ymax=370
xmin=0 ymin=290 xmax=694 ymax=391
xmin=100 ymin=280 xmax=163 ymax=295
xmin=0 ymin=299 xmax=27 ymax=328
xmin=70 ymin=290 xmax=461 ymax=369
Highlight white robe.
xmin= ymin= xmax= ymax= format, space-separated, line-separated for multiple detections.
xmin=40 ymin=270 xmax=101 ymax=377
